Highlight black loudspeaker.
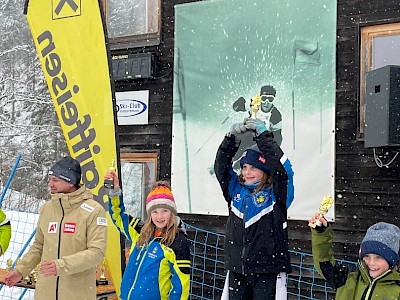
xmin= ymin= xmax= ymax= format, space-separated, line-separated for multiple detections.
xmin=365 ymin=65 xmax=400 ymax=148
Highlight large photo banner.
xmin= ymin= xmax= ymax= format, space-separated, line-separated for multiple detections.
xmin=172 ymin=0 xmax=337 ymax=220
xmin=24 ymin=0 xmax=122 ymax=293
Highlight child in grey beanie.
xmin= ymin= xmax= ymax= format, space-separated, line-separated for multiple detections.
xmin=309 ymin=213 xmax=400 ymax=299
xmin=359 ymin=222 xmax=400 ymax=268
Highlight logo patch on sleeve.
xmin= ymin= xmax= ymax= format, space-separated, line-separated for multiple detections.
xmin=63 ymin=222 xmax=76 ymax=233
xmin=48 ymin=222 xmax=58 ymax=233
xmin=97 ymin=217 xmax=107 ymax=226
xmin=80 ymin=203 xmax=94 ymax=213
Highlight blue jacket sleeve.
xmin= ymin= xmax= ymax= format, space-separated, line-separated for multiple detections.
xmin=108 ymin=187 xmax=142 ymax=243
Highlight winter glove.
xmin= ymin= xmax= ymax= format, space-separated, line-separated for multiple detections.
xmin=245 ymin=117 xmax=268 ymax=136
xmin=232 ymin=97 xmax=246 ymax=112
xmin=229 ymin=122 xmax=247 ymax=136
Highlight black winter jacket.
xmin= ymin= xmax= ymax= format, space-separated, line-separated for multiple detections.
xmin=214 ymin=132 xmax=293 ymax=274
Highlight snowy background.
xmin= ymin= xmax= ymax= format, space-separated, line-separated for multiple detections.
xmin=0 ymin=190 xmax=40 ymax=299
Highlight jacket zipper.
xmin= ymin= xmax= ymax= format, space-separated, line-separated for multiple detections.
xmin=241 ymin=194 xmax=250 ymax=275
xmin=363 ymin=269 xmax=391 ymax=300
xmin=55 ymin=198 xmax=65 ymax=300
xmin=127 ymin=239 xmax=156 ymax=299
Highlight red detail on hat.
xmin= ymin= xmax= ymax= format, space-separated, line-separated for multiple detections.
xmin=258 ymin=155 xmax=266 ymax=164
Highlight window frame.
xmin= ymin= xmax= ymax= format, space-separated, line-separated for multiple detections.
xmin=358 ymin=22 xmax=400 ymax=137
xmin=120 ymin=151 xmax=159 ymax=219
xmin=103 ymin=0 xmax=161 ymax=50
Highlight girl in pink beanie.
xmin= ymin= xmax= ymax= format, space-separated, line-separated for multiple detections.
xmin=105 ymin=170 xmax=191 ymax=300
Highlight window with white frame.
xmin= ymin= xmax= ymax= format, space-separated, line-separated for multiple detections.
xmin=104 ymin=0 xmax=161 ymax=50
xmin=359 ymin=23 xmax=400 ymax=137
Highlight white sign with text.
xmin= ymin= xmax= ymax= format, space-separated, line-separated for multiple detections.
xmin=116 ymin=90 xmax=149 ymax=125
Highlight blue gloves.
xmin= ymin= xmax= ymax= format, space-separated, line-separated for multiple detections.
xmin=245 ymin=118 xmax=268 ymax=136
xmin=227 ymin=118 xmax=268 ymax=138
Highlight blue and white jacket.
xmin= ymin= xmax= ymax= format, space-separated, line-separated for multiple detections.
xmin=214 ymin=131 xmax=294 ymax=274
xmin=108 ymin=189 xmax=191 ymax=300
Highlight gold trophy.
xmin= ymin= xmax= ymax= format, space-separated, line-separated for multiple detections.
xmin=32 ymin=264 xmax=40 ymax=283
xmin=15 ymin=258 xmax=21 ymax=268
xmin=308 ymin=195 xmax=334 ymax=229
xmin=6 ymin=258 xmax=13 ymax=270
xmin=250 ymin=95 xmax=262 ymax=119
xmin=104 ymin=160 xmax=116 ymax=189
xmin=22 ymin=274 xmax=32 ymax=285
xmin=96 ymin=259 xmax=108 ymax=285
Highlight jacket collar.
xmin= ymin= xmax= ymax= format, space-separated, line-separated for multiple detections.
xmin=50 ymin=184 xmax=92 ymax=208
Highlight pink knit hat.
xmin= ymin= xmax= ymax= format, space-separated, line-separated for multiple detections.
xmin=146 ymin=182 xmax=177 ymax=214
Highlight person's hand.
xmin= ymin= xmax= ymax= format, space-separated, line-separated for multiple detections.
xmin=232 ymin=97 xmax=246 ymax=112
xmin=229 ymin=122 xmax=247 ymax=135
xmin=104 ymin=169 xmax=120 ymax=189
xmin=308 ymin=212 xmax=328 ymax=227
xmin=4 ymin=270 xmax=23 ymax=287
xmin=244 ymin=118 xmax=268 ymax=135
xmin=39 ymin=260 xmax=57 ymax=277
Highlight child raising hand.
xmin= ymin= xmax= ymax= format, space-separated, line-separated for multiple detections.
xmin=105 ymin=169 xmax=191 ymax=300
xmin=309 ymin=212 xmax=400 ymax=299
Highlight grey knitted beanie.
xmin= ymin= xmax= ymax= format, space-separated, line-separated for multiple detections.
xmin=48 ymin=156 xmax=81 ymax=186
xmin=359 ymin=222 xmax=400 ymax=267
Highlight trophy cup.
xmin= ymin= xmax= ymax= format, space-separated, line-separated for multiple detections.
xmin=250 ymin=95 xmax=262 ymax=119
xmin=6 ymin=258 xmax=13 ymax=270
xmin=308 ymin=195 xmax=334 ymax=229
xmin=22 ymin=274 xmax=32 ymax=285
xmin=96 ymin=259 xmax=108 ymax=285
xmin=32 ymin=264 xmax=40 ymax=283
xmin=15 ymin=258 xmax=21 ymax=268
xmin=104 ymin=160 xmax=116 ymax=189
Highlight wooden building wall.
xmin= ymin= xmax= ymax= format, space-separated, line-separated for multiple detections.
xmin=112 ymin=0 xmax=400 ymax=263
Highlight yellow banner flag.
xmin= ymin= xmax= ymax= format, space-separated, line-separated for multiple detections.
xmin=24 ymin=0 xmax=123 ymax=295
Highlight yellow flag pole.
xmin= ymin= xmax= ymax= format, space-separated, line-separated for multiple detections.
xmin=24 ymin=0 xmax=124 ymax=295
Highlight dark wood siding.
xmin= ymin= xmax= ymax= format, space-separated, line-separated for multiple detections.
xmin=113 ymin=0 xmax=400 ymax=266
xmin=334 ymin=0 xmax=400 ymax=261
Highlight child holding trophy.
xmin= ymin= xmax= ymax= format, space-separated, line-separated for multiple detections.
xmin=309 ymin=209 xmax=400 ymax=299
xmin=214 ymin=116 xmax=294 ymax=299
xmin=104 ymin=170 xmax=191 ymax=300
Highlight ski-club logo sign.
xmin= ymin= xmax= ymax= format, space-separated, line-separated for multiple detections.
xmin=116 ymin=90 xmax=149 ymax=125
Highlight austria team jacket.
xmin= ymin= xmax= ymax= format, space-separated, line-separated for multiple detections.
xmin=15 ymin=185 xmax=108 ymax=300
xmin=214 ymin=131 xmax=294 ymax=274
xmin=311 ymin=225 xmax=400 ymax=300
xmin=108 ymin=188 xmax=191 ymax=300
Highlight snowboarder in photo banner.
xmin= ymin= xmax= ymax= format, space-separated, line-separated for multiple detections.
xmin=214 ymin=116 xmax=294 ymax=299
xmin=104 ymin=169 xmax=191 ymax=300
xmin=309 ymin=213 xmax=400 ymax=299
